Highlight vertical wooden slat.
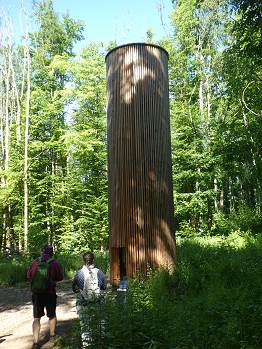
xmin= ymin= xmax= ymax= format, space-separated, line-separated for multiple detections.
xmin=106 ymin=43 xmax=176 ymax=285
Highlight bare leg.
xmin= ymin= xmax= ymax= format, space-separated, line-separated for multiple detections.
xmin=49 ymin=316 xmax=57 ymax=336
xmin=32 ymin=318 xmax=41 ymax=344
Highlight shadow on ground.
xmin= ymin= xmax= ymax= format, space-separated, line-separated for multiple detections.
xmin=0 ymin=285 xmax=77 ymax=349
xmin=0 ymin=318 xmax=78 ymax=349
xmin=0 ymin=283 xmax=74 ymax=312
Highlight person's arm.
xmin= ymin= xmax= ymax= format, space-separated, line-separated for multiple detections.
xmin=98 ymin=270 xmax=107 ymax=290
xmin=72 ymin=271 xmax=83 ymax=293
xmin=27 ymin=260 xmax=37 ymax=281
xmin=55 ymin=261 xmax=64 ymax=282
xmin=72 ymin=273 xmax=79 ymax=293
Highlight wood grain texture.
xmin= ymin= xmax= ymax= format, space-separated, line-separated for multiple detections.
xmin=106 ymin=44 xmax=176 ymax=285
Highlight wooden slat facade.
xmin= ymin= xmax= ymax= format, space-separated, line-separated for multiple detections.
xmin=106 ymin=43 xmax=176 ymax=286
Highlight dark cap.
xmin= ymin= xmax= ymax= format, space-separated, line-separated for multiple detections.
xmin=43 ymin=244 xmax=53 ymax=256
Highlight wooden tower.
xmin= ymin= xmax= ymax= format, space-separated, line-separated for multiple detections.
xmin=106 ymin=43 xmax=176 ymax=286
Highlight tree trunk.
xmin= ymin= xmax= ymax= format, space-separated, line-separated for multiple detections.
xmin=24 ymin=29 xmax=31 ymax=252
xmin=214 ymin=177 xmax=218 ymax=211
xmin=10 ymin=61 xmax=21 ymax=145
xmin=3 ymin=42 xmax=12 ymax=250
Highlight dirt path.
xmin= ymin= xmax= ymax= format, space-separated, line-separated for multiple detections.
xmin=0 ymin=284 xmax=77 ymax=349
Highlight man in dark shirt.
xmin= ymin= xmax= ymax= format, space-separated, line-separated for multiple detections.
xmin=27 ymin=244 xmax=63 ymax=349
xmin=72 ymin=252 xmax=107 ymax=348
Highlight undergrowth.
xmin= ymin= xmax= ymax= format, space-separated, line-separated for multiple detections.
xmin=57 ymin=231 xmax=262 ymax=349
xmin=0 ymin=251 xmax=109 ymax=286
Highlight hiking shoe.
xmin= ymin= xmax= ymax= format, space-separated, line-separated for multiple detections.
xmin=32 ymin=343 xmax=40 ymax=349
xmin=49 ymin=335 xmax=57 ymax=343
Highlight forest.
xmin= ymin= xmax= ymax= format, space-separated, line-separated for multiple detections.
xmin=0 ymin=0 xmax=261 ymax=254
xmin=0 ymin=1 xmax=262 ymax=348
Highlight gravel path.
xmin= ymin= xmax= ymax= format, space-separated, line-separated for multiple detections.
xmin=0 ymin=285 xmax=77 ymax=349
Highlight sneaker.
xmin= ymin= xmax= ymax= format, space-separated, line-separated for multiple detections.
xmin=49 ymin=335 xmax=57 ymax=343
xmin=32 ymin=343 xmax=40 ymax=349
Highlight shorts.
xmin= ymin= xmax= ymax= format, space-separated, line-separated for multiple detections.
xmin=32 ymin=293 xmax=57 ymax=319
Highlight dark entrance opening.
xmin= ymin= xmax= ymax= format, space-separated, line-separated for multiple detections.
xmin=119 ymin=247 xmax=126 ymax=279
xmin=110 ymin=247 xmax=126 ymax=285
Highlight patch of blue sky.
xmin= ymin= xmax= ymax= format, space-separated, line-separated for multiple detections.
xmin=0 ymin=0 xmax=174 ymax=52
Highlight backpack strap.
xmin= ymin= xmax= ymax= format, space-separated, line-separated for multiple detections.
xmin=37 ymin=257 xmax=53 ymax=263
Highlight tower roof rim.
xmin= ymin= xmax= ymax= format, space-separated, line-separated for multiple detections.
xmin=105 ymin=42 xmax=169 ymax=61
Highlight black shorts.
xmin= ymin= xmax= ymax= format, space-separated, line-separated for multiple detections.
xmin=32 ymin=293 xmax=57 ymax=319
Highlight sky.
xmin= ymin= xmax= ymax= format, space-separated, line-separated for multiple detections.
xmin=0 ymin=0 xmax=173 ymax=52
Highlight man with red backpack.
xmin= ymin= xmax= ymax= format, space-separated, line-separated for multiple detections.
xmin=27 ymin=244 xmax=63 ymax=349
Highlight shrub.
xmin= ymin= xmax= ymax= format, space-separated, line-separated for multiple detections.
xmin=65 ymin=233 xmax=262 ymax=349
xmin=0 ymin=257 xmax=29 ymax=286
xmin=212 ymin=206 xmax=262 ymax=235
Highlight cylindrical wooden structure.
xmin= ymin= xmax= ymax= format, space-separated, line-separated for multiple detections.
xmin=106 ymin=43 xmax=176 ymax=286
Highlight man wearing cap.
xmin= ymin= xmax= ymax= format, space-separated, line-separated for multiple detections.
xmin=27 ymin=244 xmax=63 ymax=349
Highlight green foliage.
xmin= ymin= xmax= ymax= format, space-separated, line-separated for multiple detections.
xmin=231 ymin=0 xmax=262 ymax=59
xmin=0 ymin=252 xmax=109 ymax=286
xmin=0 ymin=257 xmax=29 ymax=286
xmin=54 ymin=320 xmax=82 ymax=349
xmin=160 ymin=0 xmax=262 ymax=234
xmin=32 ymin=0 xmax=84 ymax=57
xmin=56 ymin=251 xmax=109 ymax=279
xmin=145 ymin=28 xmax=154 ymax=43
xmin=176 ymin=206 xmax=262 ymax=237
xmin=0 ymin=1 xmax=109 ymax=254
xmin=212 ymin=207 xmax=262 ymax=235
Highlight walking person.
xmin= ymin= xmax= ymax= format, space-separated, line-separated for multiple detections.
xmin=72 ymin=251 xmax=107 ymax=348
xmin=27 ymin=244 xmax=63 ymax=349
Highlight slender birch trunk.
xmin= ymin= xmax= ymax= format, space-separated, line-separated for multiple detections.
xmin=10 ymin=61 xmax=21 ymax=145
xmin=214 ymin=178 xmax=218 ymax=211
xmin=3 ymin=41 xmax=12 ymax=250
xmin=24 ymin=25 xmax=31 ymax=252
xmin=0 ymin=68 xmax=4 ymax=251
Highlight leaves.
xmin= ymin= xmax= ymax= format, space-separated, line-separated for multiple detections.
xmin=1 ymin=0 xmax=261 ymax=253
